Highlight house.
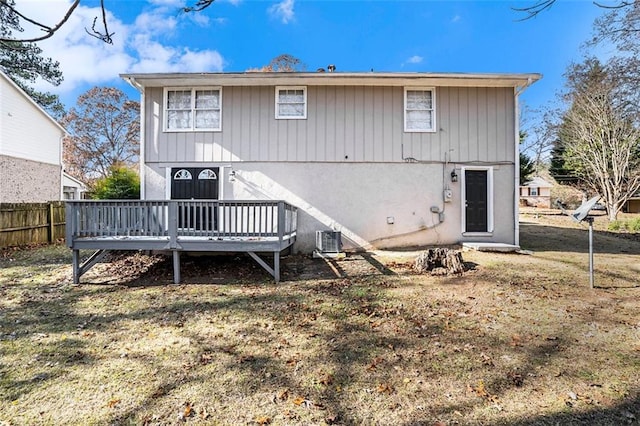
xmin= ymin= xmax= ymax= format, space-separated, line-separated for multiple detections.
xmin=0 ymin=70 xmax=67 ymax=203
xmin=520 ymin=176 xmax=553 ymax=208
xmin=65 ymin=71 xmax=540 ymax=284
xmin=623 ymin=194 xmax=640 ymax=213
xmin=122 ymin=71 xmax=540 ymax=252
xmin=62 ymin=172 xmax=87 ymax=200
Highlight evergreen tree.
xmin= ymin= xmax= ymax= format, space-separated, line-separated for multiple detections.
xmin=0 ymin=0 xmax=64 ymax=117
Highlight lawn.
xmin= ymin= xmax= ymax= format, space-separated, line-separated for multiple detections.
xmin=0 ymin=210 xmax=639 ymax=425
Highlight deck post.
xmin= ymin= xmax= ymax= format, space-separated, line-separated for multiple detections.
xmin=168 ymin=202 xmax=178 ymax=249
xmin=72 ymin=249 xmax=80 ymax=284
xmin=173 ymin=250 xmax=181 ymax=284
xmin=274 ymin=252 xmax=280 ymax=283
xmin=65 ymin=202 xmax=75 ymax=246
xmin=277 ymin=201 xmax=285 ymax=246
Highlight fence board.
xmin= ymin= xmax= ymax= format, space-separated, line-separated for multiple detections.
xmin=0 ymin=202 xmax=66 ymax=248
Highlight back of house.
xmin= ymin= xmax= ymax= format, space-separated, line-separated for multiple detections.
xmin=123 ymin=71 xmax=540 ymax=252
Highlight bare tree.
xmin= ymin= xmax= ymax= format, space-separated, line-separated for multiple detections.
xmin=561 ymin=60 xmax=640 ymax=220
xmin=521 ymin=106 xmax=561 ymax=173
xmin=0 ymin=0 xmax=215 ymax=46
xmin=247 ymin=54 xmax=306 ymax=72
xmin=513 ymin=0 xmax=634 ymax=21
xmin=62 ymin=87 xmax=140 ymax=183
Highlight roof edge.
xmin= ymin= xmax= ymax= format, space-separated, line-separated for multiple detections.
xmin=120 ymin=71 xmax=542 ymax=89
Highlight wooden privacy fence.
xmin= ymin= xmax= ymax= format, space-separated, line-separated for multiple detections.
xmin=0 ymin=202 xmax=66 ymax=248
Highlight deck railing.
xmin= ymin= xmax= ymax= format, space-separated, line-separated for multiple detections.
xmin=66 ymin=200 xmax=298 ymax=245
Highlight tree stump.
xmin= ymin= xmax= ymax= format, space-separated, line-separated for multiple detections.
xmin=414 ymin=248 xmax=465 ymax=275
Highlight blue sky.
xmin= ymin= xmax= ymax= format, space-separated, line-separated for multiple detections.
xmin=22 ymin=0 xmax=608 ymax=115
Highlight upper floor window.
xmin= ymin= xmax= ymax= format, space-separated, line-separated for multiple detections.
xmin=530 ymin=187 xmax=538 ymax=196
xmin=165 ymin=87 xmax=222 ymax=132
xmin=404 ymin=88 xmax=436 ymax=132
xmin=275 ymin=86 xmax=307 ymax=119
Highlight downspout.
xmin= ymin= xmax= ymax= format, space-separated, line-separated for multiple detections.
xmin=59 ymin=135 xmax=64 ymax=200
xmin=514 ymin=78 xmax=532 ymax=247
xmin=123 ymin=77 xmax=145 ymax=199
xmin=139 ymin=89 xmax=146 ymax=200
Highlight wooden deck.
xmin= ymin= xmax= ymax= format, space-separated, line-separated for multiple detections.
xmin=65 ymin=200 xmax=297 ymax=283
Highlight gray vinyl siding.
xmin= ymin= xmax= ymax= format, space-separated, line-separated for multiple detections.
xmin=145 ymin=85 xmax=515 ymax=164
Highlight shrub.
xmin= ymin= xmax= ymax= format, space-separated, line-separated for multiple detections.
xmin=629 ymin=217 xmax=640 ymax=232
xmin=608 ymin=221 xmax=623 ymax=231
xmin=92 ymin=165 xmax=140 ymax=200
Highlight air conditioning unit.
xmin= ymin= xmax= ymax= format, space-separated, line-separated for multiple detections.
xmin=316 ymin=230 xmax=342 ymax=253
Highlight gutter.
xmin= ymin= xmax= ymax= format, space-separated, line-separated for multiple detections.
xmin=513 ymin=76 xmax=538 ymax=247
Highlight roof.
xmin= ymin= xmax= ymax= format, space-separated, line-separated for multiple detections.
xmin=121 ymin=71 xmax=542 ymax=91
xmin=0 ymin=70 xmax=67 ymax=135
xmin=63 ymin=172 xmax=87 ymax=190
xmin=522 ymin=177 xmax=553 ymax=188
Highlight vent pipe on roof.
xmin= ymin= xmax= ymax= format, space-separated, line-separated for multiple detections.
xmin=327 ymin=64 xmax=336 ymax=73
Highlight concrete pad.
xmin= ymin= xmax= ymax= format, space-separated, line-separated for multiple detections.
xmin=462 ymin=242 xmax=521 ymax=253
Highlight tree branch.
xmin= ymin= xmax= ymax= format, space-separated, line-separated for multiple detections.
xmin=182 ymin=0 xmax=216 ymax=13
xmin=0 ymin=0 xmax=80 ymax=43
xmin=85 ymin=0 xmax=114 ymax=44
xmin=511 ymin=0 xmax=556 ymax=21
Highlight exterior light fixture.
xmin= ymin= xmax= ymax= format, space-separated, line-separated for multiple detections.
xmin=450 ymin=170 xmax=458 ymax=182
xmin=229 ymin=170 xmax=236 ymax=182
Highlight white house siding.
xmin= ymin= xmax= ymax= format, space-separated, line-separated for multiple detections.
xmin=144 ymin=86 xmax=515 ymax=164
xmin=0 ymin=155 xmax=61 ymax=203
xmin=0 ymin=72 xmax=65 ymax=202
xmin=144 ymin=162 xmax=516 ymax=252
xmin=0 ymin=76 xmax=62 ymax=166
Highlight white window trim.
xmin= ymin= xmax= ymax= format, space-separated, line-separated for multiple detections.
xmin=461 ymin=166 xmax=494 ymax=235
xmin=404 ymin=87 xmax=436 ymax=133
xmin=163 ymin=87 xmax=222 ymax=132
xmin=275 ymin=86 xmax=307 ymax=120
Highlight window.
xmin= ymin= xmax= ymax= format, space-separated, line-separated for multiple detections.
xmin=198 ymin=169 xmax=217 ymax=180
xmin=404 ymin=88 xmax=436 ymax=132
xmin=275 ymin=86 xmax=307 ymax=119
xmin=530 ymin=187 xmax=538 ymax=196
xmin=173 ymin=169 xmax=192 ymax=180
xmin=165 ymin=88 xmax=221 ymax=131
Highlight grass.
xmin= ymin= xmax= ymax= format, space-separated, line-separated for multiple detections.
xmin=0 ymin=213 xmax=639 ymax=425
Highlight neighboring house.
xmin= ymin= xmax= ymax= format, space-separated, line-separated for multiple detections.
xmin=520 ymin=176 xmax=553 ymax=208
xmin=62 ymin=172 xmax=87 ymax=200
xmin=0 ymin=70 xmax=67 ymax=203
xmin=121 ymin=71 xmax=540 ymax=253
xmin=623 ymin=194 xmax=640 ymax=213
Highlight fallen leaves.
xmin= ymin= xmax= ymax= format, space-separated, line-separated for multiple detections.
xmin=255 ymin=415 xmax=271 ymax=425
xmin=376 ymin=383 xmax=394 ymax=395
xmin=106 ymin=398 xmax=120 ymax=408
xmin=468 ymin=380 xmax=499 ymax=404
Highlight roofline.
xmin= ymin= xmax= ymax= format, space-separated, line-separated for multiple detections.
xmin=63 ymin=171 xmax=87 ymax=189
xmin=121 ymin=71 xmax=542 ymax=91
xmin=0 ymin=70 xmax=67 ymax=135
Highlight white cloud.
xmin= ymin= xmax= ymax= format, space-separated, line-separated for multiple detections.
xmin=269 ymin=0 xmax=295 ymax=24
xmin=12 ymin=0 xmax=225 ymax=100
xmin=407 ymin=55 xmax=423 ymax=64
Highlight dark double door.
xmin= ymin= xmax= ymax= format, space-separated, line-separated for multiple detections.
xmin=171 ymin=167 xmax=219 ymax=230
xmin=464 ymin=170 xmax=488 ymax=233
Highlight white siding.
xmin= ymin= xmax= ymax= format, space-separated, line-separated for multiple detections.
xmin=144 ymin=162 xmax=516 ymax=252
xmin=146 ymin=86 xmax=515 ymax=164
xmin=0 ymin=75 xmax=63 ymax=166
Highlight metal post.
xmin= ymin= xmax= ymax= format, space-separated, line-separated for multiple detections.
xmin=587 ymin=217 xmax=594 ymax=289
